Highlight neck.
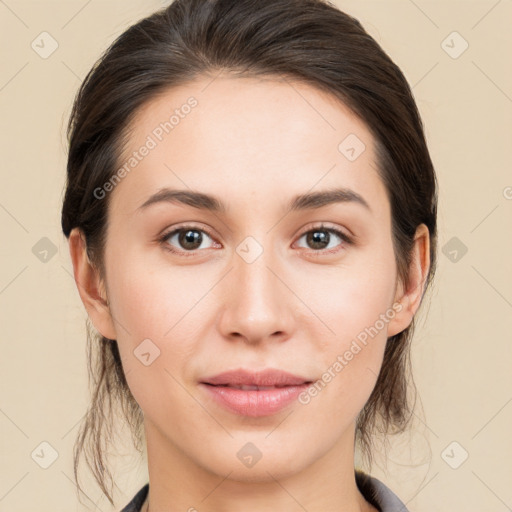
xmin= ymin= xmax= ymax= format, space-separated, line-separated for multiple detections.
xmin=142 ymin=419 xmax=377 ymax=512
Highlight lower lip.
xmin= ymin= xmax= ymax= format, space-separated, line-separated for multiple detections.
xmin=200 ymin=383 xmax=309 ymax=417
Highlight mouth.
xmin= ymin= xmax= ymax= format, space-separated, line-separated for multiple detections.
xmin=203 ymin=383 xmax=311 ymax=390
xmin=200 ymin=368 xmax=313 ymax=387
xmin=199 ymin=368 xmax=314 ymax=417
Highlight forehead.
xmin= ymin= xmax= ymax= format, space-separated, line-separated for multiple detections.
xmin=110 ymin=73 xmax=388 ymax=219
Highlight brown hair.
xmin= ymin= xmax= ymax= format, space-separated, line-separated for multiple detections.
xmin=61 ymin=0 xmax=438 ymax=506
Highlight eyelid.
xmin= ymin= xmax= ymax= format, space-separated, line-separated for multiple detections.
xmin=293 ymin=222 xmax=353 ymax=251
xmin=158 ymin=222 xmax=353 ymax=256
xmin=157 ymin=222 xmax=219 ymax=253
xmin=159 ymin=222 xmax=217 ymax=240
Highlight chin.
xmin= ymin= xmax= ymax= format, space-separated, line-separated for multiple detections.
xmin=193 ymin=437 xmax=312 ymax=483
xmin=212 ymin=459 xmax=306 ymax=483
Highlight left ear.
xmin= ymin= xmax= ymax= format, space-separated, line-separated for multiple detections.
xmin=387 ymin=223 xmax=431 ymax=337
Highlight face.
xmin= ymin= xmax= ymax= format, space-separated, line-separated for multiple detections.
xmin=87 ymin=74 xmax=412 ymax=481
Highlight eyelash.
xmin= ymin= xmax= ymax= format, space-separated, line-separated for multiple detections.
xmin=157 ymin=223 xmax=354 ymax=258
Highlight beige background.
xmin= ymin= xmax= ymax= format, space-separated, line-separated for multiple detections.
xmin=1 ymin=0 xmax=511 ymax=511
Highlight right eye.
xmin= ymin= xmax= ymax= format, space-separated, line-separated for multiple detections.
xmin=158 ymin=225 xmax=220 ymax=255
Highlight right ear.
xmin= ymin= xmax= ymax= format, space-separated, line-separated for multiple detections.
xmin=68 ymin=228 xmax=117 ymax=340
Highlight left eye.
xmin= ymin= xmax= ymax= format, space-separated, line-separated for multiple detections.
xmin=295 ymin=227 xmax=351 ymax=252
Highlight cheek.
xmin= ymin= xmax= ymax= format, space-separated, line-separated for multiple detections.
xmin=104 ymin=248 xmax=208 ymax=381
xmin=106 ymin=244 xmax=205 ymax=338
xmin=305 ymin=245 xmax=396 ymax=405
xmin=300 ymin=301 xmax=390 ymax=437
xmin=318 ymin=247 xmax=397 ymax=349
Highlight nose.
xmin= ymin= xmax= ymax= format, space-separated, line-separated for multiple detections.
xmin=217 ymin=246 xmax=296 ymax=345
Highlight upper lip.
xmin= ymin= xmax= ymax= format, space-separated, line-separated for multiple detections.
xmin=201 ymin=368 xmax=312 ymax=387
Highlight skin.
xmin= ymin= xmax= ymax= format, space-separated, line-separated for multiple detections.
xmin=69 ymin=73 xmax=430 ymax=512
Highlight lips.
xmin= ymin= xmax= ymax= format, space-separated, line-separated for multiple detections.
xmin=200 ymin=368 xmax=314 ymax=417
xmin=200 ymin=368 xmax=312 ymax=387
xmin=214 ymin=384 xmax=286 ymax=390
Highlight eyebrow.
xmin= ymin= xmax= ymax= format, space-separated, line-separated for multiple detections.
xmin=137 ymin=186 xmax=371 ymax=214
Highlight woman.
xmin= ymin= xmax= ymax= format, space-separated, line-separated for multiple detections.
xmin=61 ymin=0 xmax=438 ymax=510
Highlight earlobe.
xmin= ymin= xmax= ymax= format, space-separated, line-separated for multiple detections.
xmin=68 ymin=228 xmax=117 ymax=340
xmin=386 ymin=223 xmax=431 ymax=338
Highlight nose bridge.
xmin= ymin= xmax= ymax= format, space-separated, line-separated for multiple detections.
xmin=237 ymin=247 xmax=277 ymax=309
xmin=218 ymin=236 xmax=293 ymax=343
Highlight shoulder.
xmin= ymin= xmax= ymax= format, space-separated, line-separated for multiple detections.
xmin=120 ymin=483 xmax=149 ymax=512
xmin=355 ymin=470 xmax=409 ymax=512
